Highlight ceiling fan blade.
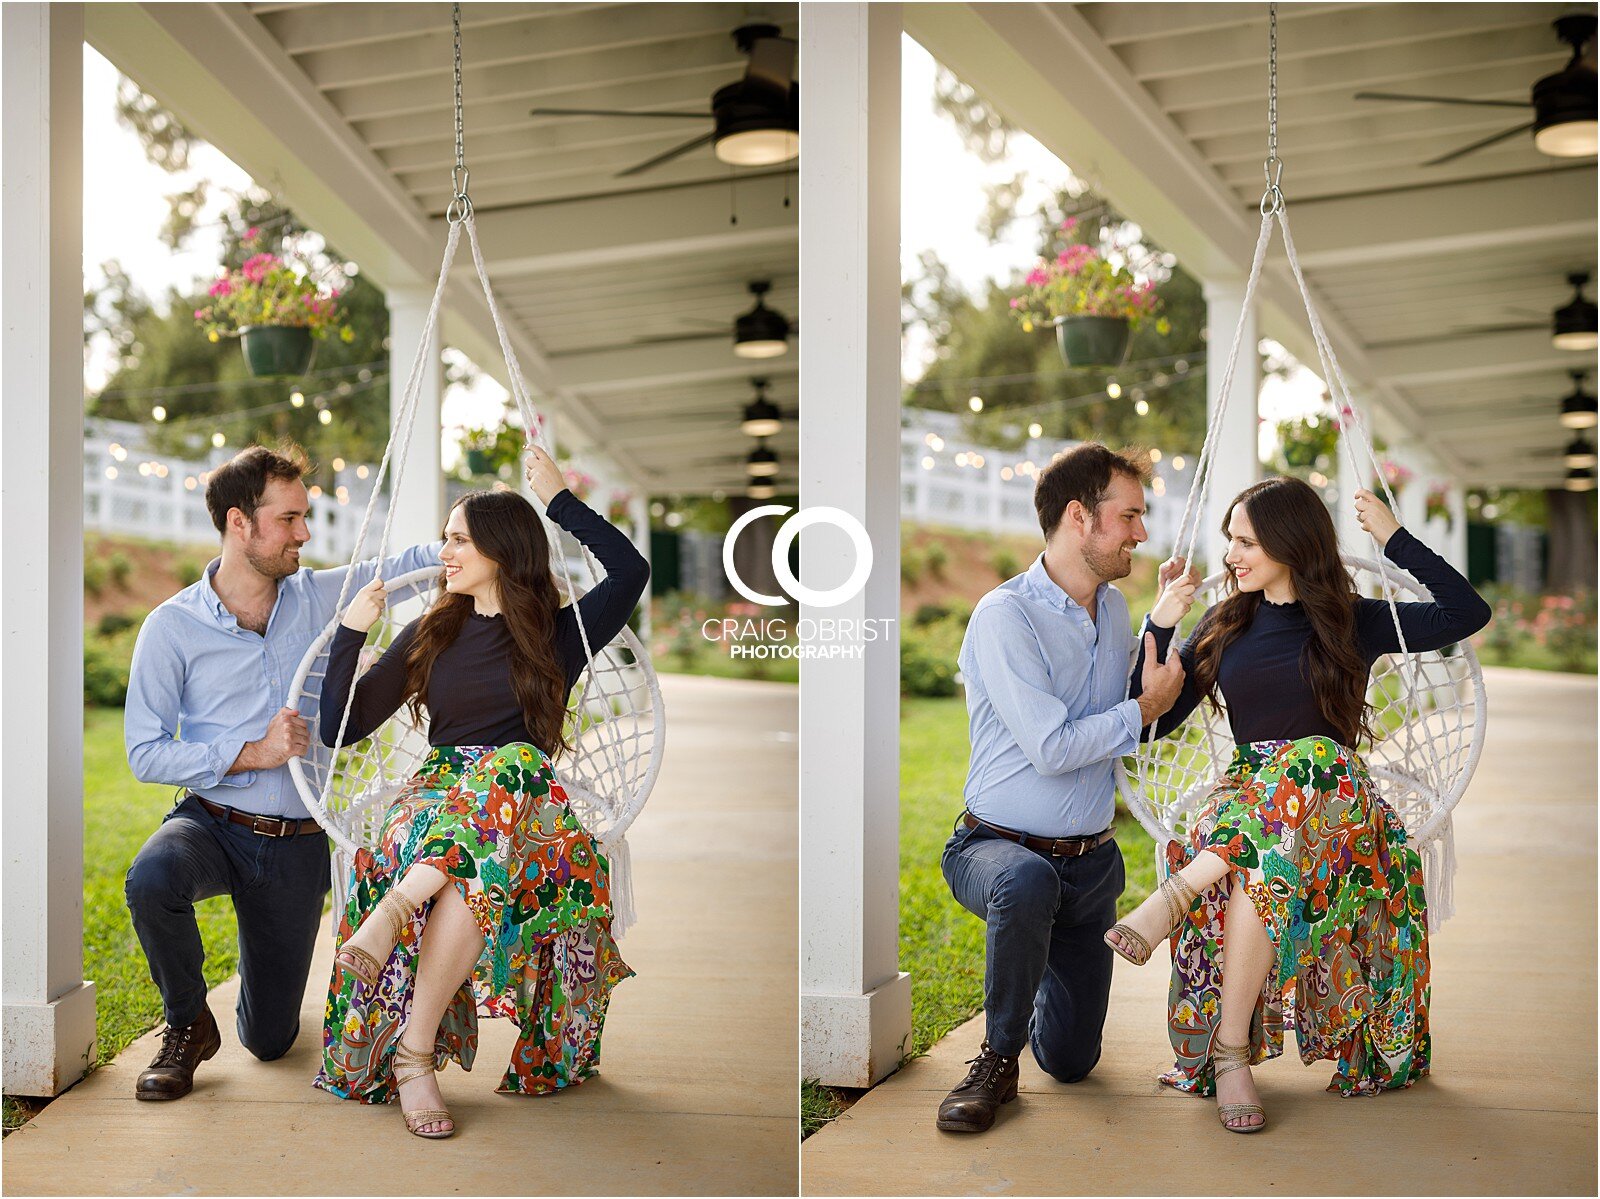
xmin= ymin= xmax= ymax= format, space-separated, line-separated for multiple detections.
xmin=1423 ymin=121 xmax=1537 ymax=166
xmin=629 ymin=330 xmax=731 ymax=346
xmin=529 ymin=106 xmax=711 ymax=120
xmin=1354 ymin=91 xmax=1533 ymax=109
xmin=744 ymin=35 xmax=797 ymax=98
xmin=616 ymin=130 xmax=720 ymax=178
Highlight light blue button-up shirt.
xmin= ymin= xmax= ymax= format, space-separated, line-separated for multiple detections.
xmin=124 ymin=543 xmax=441 ymax=818
xmin=958 ymin=552 xmax=1143 ymax=839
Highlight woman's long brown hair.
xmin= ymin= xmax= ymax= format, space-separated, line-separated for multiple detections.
xmin=401 ymin=490 xmax=571 ymax=756
xmin=1191 ymin=476 xmax=1376 ymax=747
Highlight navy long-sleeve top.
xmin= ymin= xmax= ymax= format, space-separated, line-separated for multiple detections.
xmin=319 ymin=489 xmax=649 ymax=754
xmin=1131 ymin=526 xmax=1491 ymax=745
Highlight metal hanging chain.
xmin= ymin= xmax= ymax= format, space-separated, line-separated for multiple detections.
xmin=1260 ymin=2 xmax=1284 ymax=216
xmin=447 ymin=2 xmax=473 ymax=223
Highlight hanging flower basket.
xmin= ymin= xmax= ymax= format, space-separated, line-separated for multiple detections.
xmin=1009 ymin=215 xmax=1170 ymax=371
xmin=463 ymin=448 xmax=494 ymax=475
xmin=1054 ymin=315 xmax=1130 ymax=369
xmin=240 ymin=324 xmax=316 ymax=378
xmin=195 ymin=226 xmax=353 ymax=377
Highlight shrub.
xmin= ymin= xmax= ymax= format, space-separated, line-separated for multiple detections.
xmin=84 ymin=626 xmax=140 ymax=707
xmin=107 ymin=552 xmax=133 ymax=590
xmin=96 ymin=611 xmax=142 ymax=638
xmin=901 ymin=546 xmax=924 ymax=585
xmin=83 ymin=558 xmax=108 ymax=598
xmin=901 ymin=618 xmax=965 ymax=698
xmin=913 ymin=600 xmax=972 ymax=628
xmin=176 ymin=558 xmax=205 ymax=587
xmin=924 ymin=542 xmax=948 ymax=581
xmin=992 ymin=549 xmax=1021 ymax=581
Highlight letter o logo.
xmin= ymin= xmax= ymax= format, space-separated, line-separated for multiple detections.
xmin=722 ymin=506 xmax=875 ymax=608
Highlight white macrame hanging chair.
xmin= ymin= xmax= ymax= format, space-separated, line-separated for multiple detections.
xmin=1112 ymin=115 xmax=1487 ymax=928
xmin=284 ymin=58 xmax=664 ymax=934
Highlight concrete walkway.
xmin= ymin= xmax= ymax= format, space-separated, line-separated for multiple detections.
xmin=804 ymin=667 xmax=1596 ymax=1196
xmin=4 ymin=674 xmax=797 ymax=1196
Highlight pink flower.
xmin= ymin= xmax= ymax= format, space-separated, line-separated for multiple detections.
xmin=245 ymin=226 xmax=260 ymax=239
xmin=1009 ymin=297 xmax=1022 ymax=308
xmin=208 ymin=278 xmax=233 ymax=297
xmin=1059 ymin=217 xmax=1079 ymax=232
xmin=194 ymin=308 xmax=206 ymax=319
xmin=1025 ymin=266 xmax=1049 ymax=288
xmin=241 ymin=252 xmax=279 ymax=284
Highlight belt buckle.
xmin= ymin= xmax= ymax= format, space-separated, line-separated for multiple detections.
xmin=1052 ymin=836 xmax=1090 ymax=858
xmin=251 ymin=813 xmax=289 ymax=838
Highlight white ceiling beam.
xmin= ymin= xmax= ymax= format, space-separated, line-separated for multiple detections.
xmin=1118 ymin=2 xmax=1550 ymax=83
xmin=1266 ymin=170 xmax=1595 ymax=270
xmin=295 ymin=4 xmax=776 ymax=93
xmin=1197 ymin=106 xmax=1544 ymax=169
xmin=1148 ymin=23 xmax=1563 ymax=113
xmin=86 ymin=2 xmax=642 ymax=475
xmin=905 ymin=2 xmax=1470 ymax=475
xmin=1083 ymin=3 xmax=1356 ymax=47
xmin=1367 ymin=330 xmax=1563 ymax=386
xmin=407 ymin=162 xmax=790 ymax=215
xmin=353 ymin=69 xmax=733 ymax=151
xmin=551 ymin=338 xmax=796 ymax=394
xmin=460 ymin=175 xmax=794 ymax=278
xmin=1213 ymin=136 xmax=1541 ymax=190
xmin=1174 ymin=60 xmax=1558 ymax=141
xmin=326 ymin=31 xmax=767 ymax=123
xmin=257 ymin=3 xmax=579 ymax=56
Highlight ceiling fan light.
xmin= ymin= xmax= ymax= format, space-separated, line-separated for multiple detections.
xmin=716 ymin=128 xmax=799 ymax=167
xmin=1553 ymin=276 xmax=1598 ymax=350
xmin=735 ymin=282 xmax=791 ymax=359
xmin=1565 ymin=466 xmax=1596 ymax=491
xmin=1534 ymin=118 xmax=1599 ymax=157
xmin=741 ymin=396 xmax=783 ymax=438
xmin=747 ymin=482 xmax=777 ymax=500
xmin=1559 ymin=374 xmax=1597 ymax=429
xmin=747 ymin=443 xmax=780 ymax=477
xmin=1564 ymin=436 xmax=1598 ymax=469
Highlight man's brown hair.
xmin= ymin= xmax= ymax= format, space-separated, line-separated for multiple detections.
xmin=1033 ymin=443 xmax=1149 ymax=540
xmin=203 ymin=443 xmax=311 ymax=535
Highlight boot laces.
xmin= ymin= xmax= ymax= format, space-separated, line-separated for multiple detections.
xmin=151 ymin=1023 xmax=195 ymax=1068
xmin=958 ymin=1044 xmax=1012 ymax=1091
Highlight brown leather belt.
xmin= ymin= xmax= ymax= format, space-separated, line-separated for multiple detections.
xmin=963 ymin=811 xmax=1114 ymax=858
xmin=190 ymin=794 xmax=327 ymax=838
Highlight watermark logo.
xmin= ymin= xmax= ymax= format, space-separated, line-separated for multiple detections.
xmin=722 ymin=505 xmax=874 ymax=608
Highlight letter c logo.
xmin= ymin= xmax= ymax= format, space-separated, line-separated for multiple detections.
xmin=723 ymin=506 xmax=875 ymax=608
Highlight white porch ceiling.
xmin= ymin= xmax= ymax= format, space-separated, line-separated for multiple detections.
xmin=86 ymin=2 xmax=799 ymax=496
xmin=906 ymin=2 xmax=1598 ymax=489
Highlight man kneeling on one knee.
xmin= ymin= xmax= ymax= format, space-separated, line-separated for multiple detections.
xmin=937 ymin=444 xmax=1184 ymax=1134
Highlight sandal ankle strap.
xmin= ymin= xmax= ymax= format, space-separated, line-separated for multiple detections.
xmin=392 ymin=1039 xmax=439 ymax=1086
xmin=1211 ymin=1036 xmax=1253 ymax=1078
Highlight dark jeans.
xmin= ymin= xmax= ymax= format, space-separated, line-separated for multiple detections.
xmin=941 ymin=816 xmax=1124 ymax=1081
xmin=124 ymin=794 xmax=331 ymax=1061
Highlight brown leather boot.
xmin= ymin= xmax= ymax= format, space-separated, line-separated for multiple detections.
xmin=936 ymin=1042 xmax=1020 ymax=1133
xmin=135 ymin=1005 xmax=221 ymax=1101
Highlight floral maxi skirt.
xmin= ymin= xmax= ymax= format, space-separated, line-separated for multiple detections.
xmin=1161 ymin=736 xmax=1430 ymax=1098
xmin=314 ymin=743 xmax=633 ymax=1103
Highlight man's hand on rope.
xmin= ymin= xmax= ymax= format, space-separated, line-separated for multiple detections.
xmin=523 ymin=444 xmax=565 ymax=507
xmin=1136 ymin=632 xmax=1186 ymax=726
xmin=1353 ymin=488 xmax=1401 ymax=548
xmin=341 ymin=575 xmax=387 ymax=634
xmin=1151 ymin=554 xmax=1203 ymax=629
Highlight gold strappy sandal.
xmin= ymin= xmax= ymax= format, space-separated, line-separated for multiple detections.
xmin=1211 ymin=1037 xmax=1266 ymax=1133
xmin=333 ymin=888 xmax=415 ymax=988
xmin=1103 ymin=874 xmax=1200 ymax=966
xmin=392 ymin=1039 xmax=453 ymax=1139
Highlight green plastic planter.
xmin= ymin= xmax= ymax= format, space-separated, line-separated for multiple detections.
xmin=464 ymin=449 xmax=494 ymax=475
xmin=240 ymin=325 xmax=315 ymax=378
xmin=1054 ymin=315 xmax=1130 ymax=369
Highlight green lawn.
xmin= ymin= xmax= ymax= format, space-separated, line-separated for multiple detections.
xmin=82 ymin=707 xmax=246 ymax=1065
xmin=802 ymin=696 xmax=1158 ymax=1138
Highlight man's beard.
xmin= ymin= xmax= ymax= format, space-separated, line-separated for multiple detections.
xmin=1082 ymin=519 xmax=1133 ymax=581
xmin=242 ymin=529 xmax=300 ymax=580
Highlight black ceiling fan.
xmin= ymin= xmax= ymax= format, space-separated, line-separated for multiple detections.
xmin=1353 ymin=13 xmax=1596 ymax=166
xmin=529 ymin=23 xmax=797 ymax=178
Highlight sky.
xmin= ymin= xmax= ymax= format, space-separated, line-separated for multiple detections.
xmin=82 ymin=36 xmax=1319 ymax=464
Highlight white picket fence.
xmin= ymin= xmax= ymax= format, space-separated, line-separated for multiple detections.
xmin=84 ymin=420 xmax=385 ymax=562
xmin=900 ymin=409 xmax=1194 ymax=553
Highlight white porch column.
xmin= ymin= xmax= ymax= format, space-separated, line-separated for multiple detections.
xmin=386 ymin=285 xmax=445 ymax=546
xmin=2 ymin=2 xmax=98 ymax=1097
xmin=1202 ymin=281 xmax=1261 ymax=572
xmin=799 ymin=1 xmax=911 ymax=1089
xmin=1445 ymin=478 xmax=1469 ymax=575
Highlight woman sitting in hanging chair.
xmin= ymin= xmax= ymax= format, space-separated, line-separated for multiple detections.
xmin=310 ymin=444 xmax=648 ymax=1139
xmin=1109 ymin=476 xmax=1489 ymax=1134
